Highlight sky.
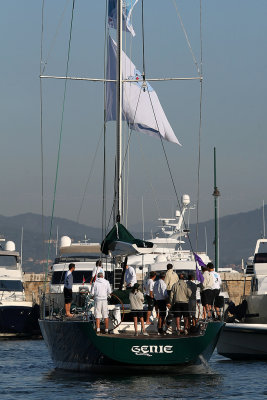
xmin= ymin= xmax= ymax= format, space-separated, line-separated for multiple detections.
xmin=1 ymin=0 xmax=267 ymax=232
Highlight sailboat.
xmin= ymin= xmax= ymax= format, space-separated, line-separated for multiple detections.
xmin=39 ymin=0 xmax=224 ymax=371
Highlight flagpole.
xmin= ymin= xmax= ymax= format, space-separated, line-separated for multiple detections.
xmin=116 ymin=0 xmax=123 ymax=223
xmin=213 ymin=147 xmax=220 ymax=272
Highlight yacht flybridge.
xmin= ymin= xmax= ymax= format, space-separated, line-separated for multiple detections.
xmin=0 ymin=238 xmax=40 ymax=337
xmin=128 ymin=194 xmax=211 ymax=281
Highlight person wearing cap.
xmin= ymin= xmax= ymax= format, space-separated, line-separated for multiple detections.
xmin=165 ymin=263 xmax=179 ymax=296
xmin=91 ymin=259 xmax=105 ymax=284
xmin=153 ymin=271 xmax=169 ymax=335
xmin=124 ymin=264 xmax=137 ymax=289
xmin=169 ymin=272 xmax=192 ymax=335
xmin=129 ymin=283 xmax=148 ymax=336
xmin=64 ymin=263 xmax=75 ymax=317
xmin=91 ymin=271 xmax=111 ymax=334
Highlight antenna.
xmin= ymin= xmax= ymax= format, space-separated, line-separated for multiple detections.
xmin=263 ymin=200 xmax=265 ymax=238
xmin=205 ymin=226 xmax=207 ymax=255
xmin=142 ymin=196 xmax=145 ymax=241
xmin=213 ymin=147 xmax=220 ymax=272
xmin=20 ymin=226 xmax=24 ymax=267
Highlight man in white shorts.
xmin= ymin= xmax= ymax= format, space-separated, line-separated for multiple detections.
xmin=91 ymin=272 xmax=111 ymax=334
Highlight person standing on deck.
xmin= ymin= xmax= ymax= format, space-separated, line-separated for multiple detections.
xmin=64 ymin=263 xmax=75 ymax=317
xmin=208 ymin=262 xmax=222 ymax=319
xmin=201 ymin=266 xmax=214 ymax=319
xmin=91 ymin=272 xmax=111 ymax=334
xmin=144 ymin=271 xmax=157 ymax=324
xmin=124 ymin=265 xmax=137 ymax=289
xmin=165 ymin=263 xmax=179 ymax=296
xmin=91 ymin=259 xmax=105 ymax=284
xmin=169 ymin=273 xmax=192 ymax=335
xmin=153 ymin=272 xmax=169 ymax=335
xmin=129 ymin=283 xmax=148 ymax=336
xmin=187 ymin=274 xmax=198 ymax=327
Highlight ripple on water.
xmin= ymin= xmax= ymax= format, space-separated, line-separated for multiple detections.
xmin=0 ymin=341 xmax=266 ymax=399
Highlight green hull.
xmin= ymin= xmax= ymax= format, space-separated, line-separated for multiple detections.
xmin=39 ymin=319 xmax=224 ymax=371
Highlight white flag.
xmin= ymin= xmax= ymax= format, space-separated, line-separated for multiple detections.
xmin=106 ymin=37 xmax=181 ymax=145
xmin=108 ymin=0 xmax=139 ymax=37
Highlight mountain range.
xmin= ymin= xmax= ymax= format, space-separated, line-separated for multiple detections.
xmin=0 ymin=207 xmax=265 ymax=273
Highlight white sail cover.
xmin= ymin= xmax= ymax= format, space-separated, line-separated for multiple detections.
xmin=106 ymin=36 xmax=181 ymax=145
xmin=108 ymin=0 xmax=139 ymax=37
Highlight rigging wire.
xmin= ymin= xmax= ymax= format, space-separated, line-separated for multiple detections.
xmin=41 ymin=0 xmax=71 ymax=75
xmin=196 ymin=0 xmax=203 ymax=251
xmin=76 ymin=128 xmax=105 ymax=224
xmin=172 ymin=0 xmax=201 ymax=77
xmin=45 ymin=0 xmax=76 ymax=282
xmin=138 ymin=1 xmax=199 ymax=256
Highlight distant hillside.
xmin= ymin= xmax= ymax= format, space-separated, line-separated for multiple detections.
xmin=0 ymin=208 xmax=265 ymax=272
xmin=0 ymin=213 xmax=102 ymax=273
xmin=190 ymin=208 xmax=264 ymax=266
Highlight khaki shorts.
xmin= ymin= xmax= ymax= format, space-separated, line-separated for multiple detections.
xmin=94 ymin=299 xmax=109 ymax=319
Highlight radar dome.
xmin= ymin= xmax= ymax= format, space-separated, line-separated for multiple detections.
xmin=182 ymin=194 xmax=190 ymax=206
xmin=155 ymin=255 xmax=167 ymax=263
xmin=5 ymin=241 xmax=15 ymax=251
xmin=60 ymin=236 xmax=71 ymax=248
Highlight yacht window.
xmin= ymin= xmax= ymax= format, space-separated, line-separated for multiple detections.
xmin=254 ymin=253 xmax=267 ymax=263
xmin=0 ymin=255 xmax=17 ymax=268
xmin=0 ymin=280 xmax=23 ymax=291
xmin=51 ymin=270 xmax=114 ymax=285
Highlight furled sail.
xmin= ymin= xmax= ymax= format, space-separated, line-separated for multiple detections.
xmin=108 ymin=0 xmax=139 ymax=37
xmin=106 ymin=36 xmax=181 ymax=145
xmin=101 ymin=222 xmax=155 ymax=257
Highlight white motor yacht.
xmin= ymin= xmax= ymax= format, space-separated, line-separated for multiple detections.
xmin=0 ymin=238 xmax=40 ymax=337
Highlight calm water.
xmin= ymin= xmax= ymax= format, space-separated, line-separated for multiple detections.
xmin=0 ymin=340 xmax=266 ymax=400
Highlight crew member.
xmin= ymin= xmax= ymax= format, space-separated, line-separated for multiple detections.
xmin=64 ymin=263 xmax=75 ymax=317
xmin=91 ymin=272 xmax=111 ymax=334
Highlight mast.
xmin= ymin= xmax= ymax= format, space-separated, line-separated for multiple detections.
xmin=213 ymin=147 xmax=220 ymax=272
xmin=116 ymin=0 xmax=123 ymax=223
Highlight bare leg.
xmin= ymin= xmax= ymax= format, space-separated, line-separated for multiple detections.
xmin=146 ymin=311 xmax=151 ymax=324
xmin=205 ymin=304 xmax=211 ymax=318
xmin=96 ymin=318 xmax=100 ymax=331
xmin=133 ymin=316 xmax=138 ymax=333
xmin=215 ymin=306 xmax=221 ymax=318
xmin=65 ymin=303 xmax=71 ymax=317
xmin=140 ymin=317 xmax=146 ymax=333
xmin=104 ymin=318 xmax=109 ymax=330
xmin=158 ymin=316 xmax=162 ymax=329
xmin=176 ymin=317 xmax=181 ymax=331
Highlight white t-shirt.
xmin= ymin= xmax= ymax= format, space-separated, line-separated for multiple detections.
xmin=125 ymin=266 xmax=137 ymax=287
xmin=211 ymin=271 xmax=221 ymax=290
xmin=64 ymin=270 xmax=73 ymax=289
xmin=144 ymin=278 xmax=155 ymax=296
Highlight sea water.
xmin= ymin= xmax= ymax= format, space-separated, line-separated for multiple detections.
xmin=0 ymin=339 xmax=266 ymax=400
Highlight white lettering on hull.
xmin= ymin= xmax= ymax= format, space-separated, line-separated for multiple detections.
xmin=131 ymin=345 xmax=173 ymax=357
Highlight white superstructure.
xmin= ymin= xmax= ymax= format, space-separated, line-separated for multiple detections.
xmin=50 ymin=236 xmax=115 ymax=306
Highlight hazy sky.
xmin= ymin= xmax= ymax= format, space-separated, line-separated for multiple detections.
xmin=1 ymin=1 xmax=267 ymax=231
